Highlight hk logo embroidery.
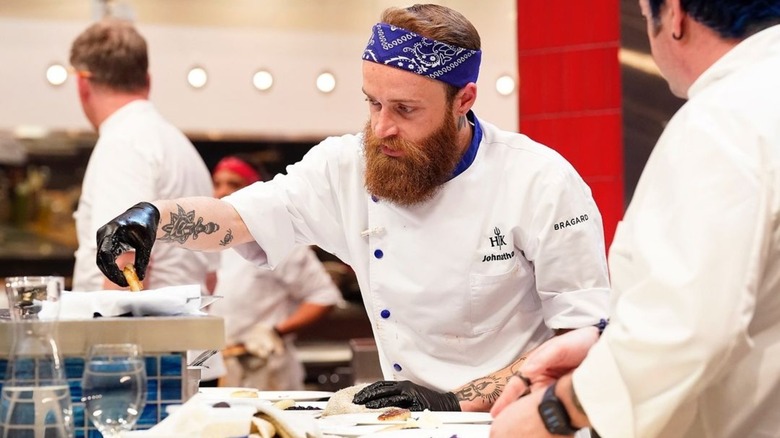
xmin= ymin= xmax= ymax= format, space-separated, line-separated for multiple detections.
xmin=490 ymin=227 xmax=506 ymax=250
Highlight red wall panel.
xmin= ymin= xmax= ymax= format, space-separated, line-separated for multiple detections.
xmin=517 ymin=0 xmax=623 ymax=247
xmin=519 ymin=47 xmax=622 ymax=115
xmin=518 ymin=1 xmax=621 ymax=48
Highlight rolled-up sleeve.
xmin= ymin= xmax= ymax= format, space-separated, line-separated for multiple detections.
xmin=523 ymin=164 xmax=611 ymax=329
xmin=222 ymin=137 xmax=353 ymax=269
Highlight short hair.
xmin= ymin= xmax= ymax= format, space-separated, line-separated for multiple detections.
xmin=380 ymin=4 xmax=481 ymax=100
xmin=648 ymin=0 xmax=780 ymax=39
xmin=69 ymin=18 xmax=149 ymax=92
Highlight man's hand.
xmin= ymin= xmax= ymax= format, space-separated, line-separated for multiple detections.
xmin=242 ymin=323 xmax=285 ymax=360
xmin=490 ymin=385 xmax=560 ymax=438
xmin=490 ymin=374 xmax=531 ymax=417
xmin=521 ymin=327 xmax=599 ymax=391
xmin=353 ymin=381 xmax=461 ymax=411
xmin=97 ymin=202 xmax=160 ymax=287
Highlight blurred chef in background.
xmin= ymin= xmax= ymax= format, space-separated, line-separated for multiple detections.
xmin=69 ymin=18 xmax=215 ymax=291
xmin=490 ymin=0 xmax=780 ymax=436
xmin=203 ymin=156 xmax=342 ymax=390
xmin=94 ymin=4 xmax=609 ymax=412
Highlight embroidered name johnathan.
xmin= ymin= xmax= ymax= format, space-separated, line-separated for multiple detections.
xmin=481 ymin=227 xmax=516 ymax=263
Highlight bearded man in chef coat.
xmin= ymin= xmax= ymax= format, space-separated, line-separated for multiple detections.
xmin=490 ymin=0 xmax=780 ymax=436
xmin=94 ymin=4 xmax=610 ymax=412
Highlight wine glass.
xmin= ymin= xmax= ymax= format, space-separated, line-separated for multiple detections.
xmin=82 ymin=344 xmax=147 ymax=437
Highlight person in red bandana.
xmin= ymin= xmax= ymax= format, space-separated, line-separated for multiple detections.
xmin=202 ymin=156 xmax=343 ymax=390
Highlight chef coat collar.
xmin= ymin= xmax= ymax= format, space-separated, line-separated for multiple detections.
xmin=688 ymin=24 xmax=780 ymax=98
xmin=99 ymin=99 xmax=151 ymax=134
xmin=450 ymin=110 xmax=482 ymax=180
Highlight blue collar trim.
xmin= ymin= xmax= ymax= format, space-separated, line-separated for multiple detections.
xmin=450 ymin=111 xmax=482 ymax=179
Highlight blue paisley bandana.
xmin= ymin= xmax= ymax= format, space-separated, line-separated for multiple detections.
xmin=363 ymin=22 xmax=482 ymax=88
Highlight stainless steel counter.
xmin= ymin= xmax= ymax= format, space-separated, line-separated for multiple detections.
xmin=0 ymin=315 xmax=225 ymax=357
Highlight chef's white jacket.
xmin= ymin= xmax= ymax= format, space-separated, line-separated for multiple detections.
xmin=225 ymin=114 xmax=610 ymax=391
xmin=207 ymin=245 xmax=343 ymax=389
xmin=575 ymin=25 xmax=780 ymax=438
xmin=73 ymin=100 xmax=216 ymax=292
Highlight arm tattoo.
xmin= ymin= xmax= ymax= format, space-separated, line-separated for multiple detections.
xmin=219 ymin=229 xmax=234 ymax=246
xmin=159 ymin=204 xmax=220 ymax=244
xmin=509 ymin=356 xmax=527 ymax=377
xmin=454 ymin=377 xmax=504 ymax=405
xmin=571 ymin=381 xmax=585 ymax=414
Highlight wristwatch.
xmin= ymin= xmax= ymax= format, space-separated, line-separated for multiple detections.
xmin=538 ymin=381 xmax=579 ymax=435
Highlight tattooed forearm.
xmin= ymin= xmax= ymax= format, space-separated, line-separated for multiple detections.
xmin=219 ymin=229 xmax=234 ymax=246
xmin=509 ymin=356 xmax=527 ymax=376
xmin=159 ymin=204 xmax=220 ymax=244
xmin=454 ymin=377 xmax=505 ymax=405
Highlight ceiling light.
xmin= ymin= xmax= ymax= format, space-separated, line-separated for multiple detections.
xmin=316 ymin=72 xmax=336 ymax=94
xmin=187 ymin=66 xmax=208 ymax=89
xmin=495 ymin=74 xmax=516 ymax=96
xmin=252 ymin=70 xmax=274 ymax=91
xmin=46 ymin=63 xmax=68 ymax=86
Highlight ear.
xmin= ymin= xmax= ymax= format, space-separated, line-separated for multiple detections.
xmin=76 ymin=75 xmax=91 ymax=101
xmin=668 ymin=0 xmax=685 ymax=40
xmin=454 ymin=83 xmax=477 ymax=116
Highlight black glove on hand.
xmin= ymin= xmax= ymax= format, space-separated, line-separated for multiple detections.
xmin=352 ymin=380 xmax=461 ymax=411
xmin=96 ymin=202 xmax=160 ymax=287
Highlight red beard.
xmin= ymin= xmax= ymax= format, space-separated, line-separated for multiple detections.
xmin=363 ymin=111 xmax=462 ymax=206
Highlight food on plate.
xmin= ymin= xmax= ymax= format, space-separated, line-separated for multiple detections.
xmin=251 ymin=406 xmax=310 ymax=438
xmin=249 ymin=416 xmax=276 ymax=438
xmin=230 ymin=389 xmax=259 ymax=398
xmin=415 ymin=409 xmax=444 ymax=428
xmin=122 ymin=264 xmax=143 ymax=291
xmin=272 ymin=398 xmax=295 ymax=410
xmin=378 ymin=407 xmax=412 ymax=422
xmin=322 ymin=384 xmax=383 ymax=416
xmin=284 ymin=405 xmax=321 ymax=411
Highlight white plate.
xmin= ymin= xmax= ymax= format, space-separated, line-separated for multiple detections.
xmin=370 ymin=424 xmax=491 ymax=438
xmin=317 ymin=424 xmax=388 ymax=437
xmin=321 ymin=411 xmax=492 ymax=426
xmin=198 ymin=387 xmax=333 ymax=401
xmin=317 ymin=423 xmax=491 ymax=438
xmin=197 ymin=387 xmax=262 ymax=399
xmin=196 ymin=389 xmax=272 ymax=410
xmin=326 ymin=411 xmax=492 ymax=426
xmin=196 ymin=388 xmax=333 ymax=403
xmin=256 ymin=390 xmax=334 ymax=401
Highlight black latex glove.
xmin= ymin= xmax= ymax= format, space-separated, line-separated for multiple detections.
xmin=353 ymin=380 xmax=461 ymax=411
xmin=96 ymin=202 xmax=160 ymax=287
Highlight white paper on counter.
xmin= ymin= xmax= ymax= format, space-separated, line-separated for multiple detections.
xmin=121 ymin=396 xmax=323 ymax=438
xmin=51 ymin=284 xmax=205 ymax=320
xmin=124 ymin=401 xmax=257 ymax=438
